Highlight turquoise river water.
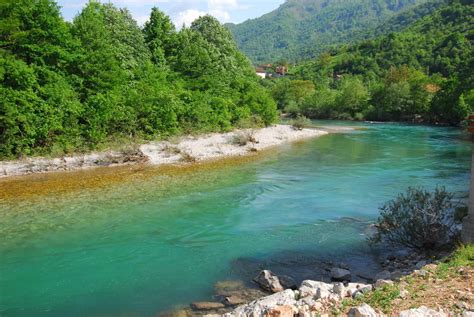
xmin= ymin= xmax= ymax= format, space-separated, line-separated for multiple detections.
xmin=0 ymin=121 xmax=471 ymax=317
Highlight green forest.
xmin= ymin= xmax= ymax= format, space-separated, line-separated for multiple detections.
xmin=0 ymin=0 xmax=277 ymax=159
xmin=268 ymin=1 xmax=473 ymax=125
xmin=1 ymin=0 xmax=472 ymax=160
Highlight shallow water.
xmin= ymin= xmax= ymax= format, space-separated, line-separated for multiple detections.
xmin=0 ymin=122 xmax=471 ymax=317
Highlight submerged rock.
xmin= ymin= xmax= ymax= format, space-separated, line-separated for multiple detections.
xmin=191 ymin=302 xmax=225 ymax=311
xmin=224 ymin=295 xmax=246 ymax=306
xmin=215 ymin=280 xmax=246 ymax=296
xmin=374 ymin=270 xmax=391 ymax=281
xmin=278 ymin=275 xmax=297 ymax=290
xmin=330 ymin=268 xmax=351 ymax=281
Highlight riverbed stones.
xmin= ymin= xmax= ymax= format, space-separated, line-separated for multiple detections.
xmin=348 ymin=304 xmax=378 ymax=317
xmin=191 ymin=302 xmax=226 ymax=310
xmin=215 ymin=280 xmax=246 ymax=296
xmin=399 ymin=306 xmax=447 ymax=317
xmin=330 ymin=268 xmax=351 ymax=281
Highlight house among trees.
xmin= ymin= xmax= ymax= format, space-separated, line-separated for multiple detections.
xmin=255 ymin=64 xmax=288 ymax=79
xmin=256 ymin=66 xmax=267 ymax=79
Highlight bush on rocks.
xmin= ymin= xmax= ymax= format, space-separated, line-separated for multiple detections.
xmin=369 ymin=187 xmax=460 ymax=250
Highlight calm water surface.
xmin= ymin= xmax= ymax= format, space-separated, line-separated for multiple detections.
xmin=0 ymin=122 xmax=471 ymax=316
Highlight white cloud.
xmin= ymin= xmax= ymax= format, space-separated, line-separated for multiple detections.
xmin=174 ymin=9 xmax=208 ymax=27
xmin=172 ymin=0 xmax=240 ymax=27
xmin=135 ymin=15 xmax=151 ymax=26
xmin=209 ymin=9 xmax=230 ymax=21
xmin=207 ymin=0 xmax=238 ymax=9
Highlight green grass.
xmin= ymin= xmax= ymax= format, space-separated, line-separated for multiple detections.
xmin=436 ymin=244 xmax=474 ymax=279
xmin=336 ymin=245 xmax=474 ymax=315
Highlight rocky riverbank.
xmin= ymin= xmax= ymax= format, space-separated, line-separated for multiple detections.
xmin=163 ymin=246 xmax=474 ymax=317
xmin=0 ymin=125 xmax=330 ymax=178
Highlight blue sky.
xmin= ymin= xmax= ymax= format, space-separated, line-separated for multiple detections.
xmin=57 ymin=0 xmax=285 ymax=26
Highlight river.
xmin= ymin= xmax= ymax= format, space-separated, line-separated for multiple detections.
xmin=0 ymin=121 xmax=470 ymax=316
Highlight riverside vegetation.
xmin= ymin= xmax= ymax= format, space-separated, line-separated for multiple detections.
xmin=0 ymin=0 xmax=277 ymax=159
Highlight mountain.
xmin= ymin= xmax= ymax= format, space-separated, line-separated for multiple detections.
xmin=226 ymin=0 xmax=443 ymax=64
xmin=286 ymin=0 xmax=473 ymax=124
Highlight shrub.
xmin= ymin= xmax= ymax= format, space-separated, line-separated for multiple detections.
xmin=291 ymin=115 xmax=311 ymax=130
xmin=231 ymin=130 xmax=257 ymax=146
xmin=369 ymin=187 xmax=460 ymax=250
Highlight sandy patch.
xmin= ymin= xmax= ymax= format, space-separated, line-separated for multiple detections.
xmin=0 ymin=124 xmax=330 ymax=178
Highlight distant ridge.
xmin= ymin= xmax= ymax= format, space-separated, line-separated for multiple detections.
xmin=226 ymin=0 xmax=444 ymax=64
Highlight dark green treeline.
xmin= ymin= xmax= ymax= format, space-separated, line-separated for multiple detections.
xmin=0 ymin=0 xmax=277 ymax=158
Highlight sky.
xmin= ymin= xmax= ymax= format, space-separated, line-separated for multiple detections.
xmin=57 ymin=0 xmax=285 ymax=27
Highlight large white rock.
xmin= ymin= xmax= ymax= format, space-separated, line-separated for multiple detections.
xmin=348 ymin=304 xmax=378 ymax=317
xmin=298 ymin=280 xmax=333 ymax=298
xmin=226 ymin=289 xmax=296 ymax=317
xmin=399 ymin=306 xmax=447 ymax=317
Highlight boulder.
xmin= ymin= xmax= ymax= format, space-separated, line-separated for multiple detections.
xmin=391 ymin=270 xmax=403 ymax=280
xmin=345 ymin=283 xmax=372 ymax=298
xmin=264 ymin=305 xmax=296 ymax=317
xmin=254 ymin=270 xmax=284 ymax=293
xmin=463 ymin=312 xmax=474 ymax=317
xmin=348 ymin=304 xmax=378 ymax=317
xmin=278 ymin=275 xmax=297 ymax=290
xmin=191 ymin=302 xmax=225 ymax=310
xmin=399 ymin=306 xmax=447 ymax=317
xmin=228 ymin=289 xmax=296 ymax=317
xmin=374 ymin=270 xmax=391 ymax=281
xmin=330 ymin=268 xmax=351 ymax=281
xmin=374 ymin=279 xmax=393 ymax=289
xmin=299 ymin=280 xmax=333 ymax=298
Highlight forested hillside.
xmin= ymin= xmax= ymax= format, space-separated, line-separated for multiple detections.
xmin=0 ymin=0 xmax=276 ymax=159
xmin=270 ymin=1 xmax=473 ymax=124
xmin=227 ymin=0 xmax=441 ymax=64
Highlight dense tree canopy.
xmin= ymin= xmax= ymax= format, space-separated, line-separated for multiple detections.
xmin=0 ymin=0 xmax=276 ymax=158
